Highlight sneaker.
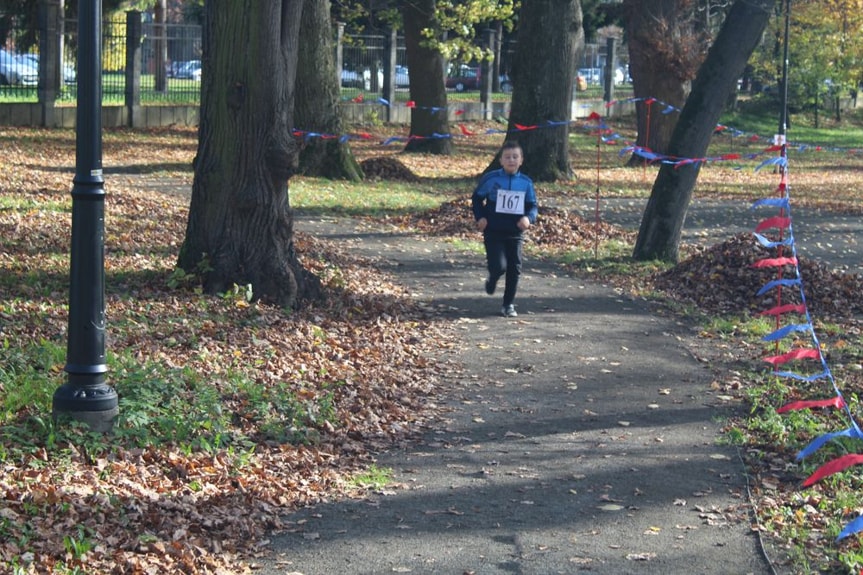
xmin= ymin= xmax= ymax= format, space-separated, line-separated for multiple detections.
xmin=485 ymin=276 xmax=497 ymax=295
xmin=501 ymin=304 xmax=517 ymax=317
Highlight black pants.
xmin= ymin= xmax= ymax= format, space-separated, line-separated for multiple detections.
xmin=484 ymin=233 xmax=523 ymax=307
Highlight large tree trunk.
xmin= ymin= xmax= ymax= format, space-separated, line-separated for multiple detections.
xmin=633 ymin=0 xmax=776 ymax=262
xmin=402 ymin=0 xmax=452 ymax=154
xmin=295 ymin=0 xmax=363 ymax=180
xmin=500 ymin=0 xmax=582 ymax=182
xmin=179 ymin=0 xmax=320 ymax=309
xmin=624 ymin=0 xmax=706 ymax=163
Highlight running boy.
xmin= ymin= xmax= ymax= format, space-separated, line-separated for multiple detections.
xmin=471 ymin=140 xmax=538 ymax=317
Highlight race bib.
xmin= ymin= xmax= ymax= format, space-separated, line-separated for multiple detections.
xmin=495 ymin=189 xmax=526 ymax=215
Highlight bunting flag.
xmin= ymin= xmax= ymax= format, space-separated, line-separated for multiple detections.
xmin=776 ymin=395 xmax=845 ymax=414
xmin=763 ymin=348 xmax=821 ymax=365
xmin=321 ymin=93 xmax=863 ymax=166
xmin=802 ymin=453 xmax=863 ymax=487
xmin=749 ymin=158 xmax=863 ymax=541
xmin=759 ymin=303 xmax=806 ymax=317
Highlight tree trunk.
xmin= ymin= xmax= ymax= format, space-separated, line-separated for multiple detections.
xmin=179 ymin=0 xmax=320 ymax=309
xmin=499 ymin=0 xmax=582 ymax=182
xmin=624 ymin=0 xmax=705 ymax=163
xmin=402 ymin=0 xmax=452 ymax=154
xmin=295 ymin=0 xmax=363 ymax=180
xmin=633 ymin=0 xmax=776 ymax=262
xmin=153 ymin=0 xmax=167 ymax=93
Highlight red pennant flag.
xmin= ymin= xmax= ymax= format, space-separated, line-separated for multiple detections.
xmin=760 ymin=303 xmax=807 ymax=317
xmin=777 ymin=396 xmax=845 ymax=414
xmin=755 ymin=216 xmax=791 ymax=233
xmin=514 ymin=123 xmax=538 ymax=131
xmin=588 ymin=111 xmax=602 ymax=121
xmin=459 ymin=124 xmax=475 ymax=136
xmin=802 ymin=454 xmax=863 ymax=487
xmin=764 ymin=348 xmax=821 ymax=366
xmin=752 ymin=256 xmax=798 ymax=268
xmin=455 ymin=109 xmax=464 ymax=116
xmin=406 ymin=100 xmax=416 ymax=108
xmin=352 ymin=93 xmax=364 ymax=103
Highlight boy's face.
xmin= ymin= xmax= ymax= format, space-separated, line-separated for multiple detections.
xmin=499 ymin=147 xmax=523 ymax=174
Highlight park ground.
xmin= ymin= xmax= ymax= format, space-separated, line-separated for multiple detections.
xmin=3 ymin=113 xmax=863 ymax=572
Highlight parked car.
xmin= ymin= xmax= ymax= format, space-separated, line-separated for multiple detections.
xmin=20 ymin=53 xmax=76 ymax=84
xmin=0 ymin=50 xmax=39 ymax=86
xmin=341 ymin=68 xmax=363 ymax=88
xmin=394 ymin=65 xmax=410 ymax=88
xmin=446 ymin=65 xmax=512 ymax=93
xmin=175 ymin=60 xmax=201 ymax=81
xmin=577 ymin=67 xmax=602 ymax=85
xmin=166 ymin=60 xmax=186 ymax=78
xmin=447 ymin=65 xmax=479 ymax=92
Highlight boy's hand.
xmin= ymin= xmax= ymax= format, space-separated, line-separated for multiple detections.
xmin=477 ymin=217 xmax=488 ymax=232
xmin=517 ymin=216 xmax=530 ymax=231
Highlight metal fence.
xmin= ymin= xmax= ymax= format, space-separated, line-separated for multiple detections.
xmin=2 ymin=8 xmax=618 ymax=107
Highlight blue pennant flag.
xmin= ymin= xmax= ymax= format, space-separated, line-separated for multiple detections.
xmin=797 ymin=427 xmax=861 ymax=461
xmin=757 ymin=278 xmax=802 ymax=296
xmin=772 ymin=369 xmax=831 ymax=382
xmin=837 ymin=515 xmax=863 ymax=541
xmin=763 ymin=323 xmax=812 ymax=342
xmin=751 ymin=197 xmax=790 ymax=211
xmin=755 ymin=156 xmax=788 ymax=172
xmin=753 ymin=233 xmax=794 ymax=248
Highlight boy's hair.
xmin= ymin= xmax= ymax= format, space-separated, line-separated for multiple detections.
xmin=501 ymin=140 xmax=522 ymax=152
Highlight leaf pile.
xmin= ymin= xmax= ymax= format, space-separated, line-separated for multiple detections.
xmin=359 ymin=156 xmax=420 ymax=182
xmin=653 ymin=233 xmax=863 ymax=320
xmin=391 ymin=198 xmax=636 ymax=249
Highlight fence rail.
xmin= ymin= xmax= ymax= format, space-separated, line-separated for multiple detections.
xmin=1 ymin=6 xmax=623 ymax=126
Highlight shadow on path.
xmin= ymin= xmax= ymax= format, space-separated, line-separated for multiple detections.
xmin=258 ymin=216 xmax=772 ymax=575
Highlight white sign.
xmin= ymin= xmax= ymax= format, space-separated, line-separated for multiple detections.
xmin=496 ymin=189 xmax=526 ymax=215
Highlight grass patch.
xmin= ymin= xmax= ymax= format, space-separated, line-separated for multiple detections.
xmin=348 ymin=464 xmax=393 ymax=490
xmin=292 ymin=177 xmax=463 ymax=217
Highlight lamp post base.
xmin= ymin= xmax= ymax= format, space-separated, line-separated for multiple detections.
xmin=53 ymin=382 xmax=118 ymax=433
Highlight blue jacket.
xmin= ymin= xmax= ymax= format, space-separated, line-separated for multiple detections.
xmin=471 ymin=168 xmax=538 ymax=236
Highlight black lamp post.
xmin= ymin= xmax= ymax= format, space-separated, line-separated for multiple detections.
xmin=52 ymin=0 xmax=118 ymax=432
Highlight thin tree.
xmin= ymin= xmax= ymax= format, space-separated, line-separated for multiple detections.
xmin=500 ymin=0 xmax=583 ymax=181
xmin=295 ymin=0 xmax=363 ymax=180
xmin=633 ymin=0 xmax=776 ymax=262
xmin=178 ymin=0 xmax=320 ymax=308
xmin=401 ymin=0 xmax=452 ymax=154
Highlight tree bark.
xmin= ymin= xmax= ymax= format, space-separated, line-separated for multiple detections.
xmin=632 ymin=0 xmax=776 ymax=262
xmin=402 ymin=0 xmax=452 ymax=154
xmin=624 ymin=0 xmax=705 ymax=163
xmin=153 ymin=0 xmax=167 ymax=93
xmin=295 ymin=0 xmax=363 ymax=180
xmin=499 ymin=0 xmax=582 ymax=182
xmin=179 ymin=0 xmax=320 ymax=309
